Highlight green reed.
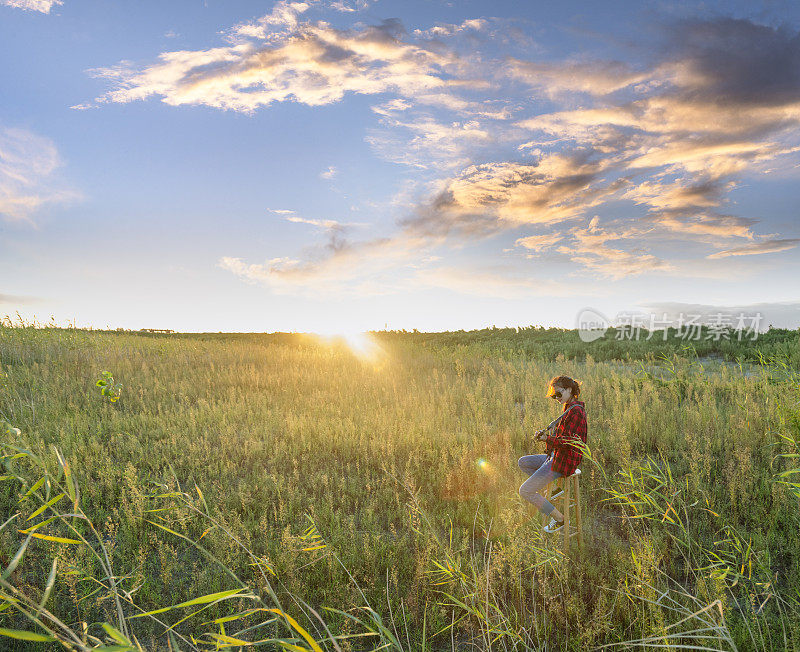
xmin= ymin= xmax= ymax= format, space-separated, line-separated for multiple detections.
xmin=0 ymin=322 xmax=798 ymax=649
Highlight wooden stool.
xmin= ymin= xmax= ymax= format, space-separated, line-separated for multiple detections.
xmin=541 ymin=468 xmax=583 ymax=553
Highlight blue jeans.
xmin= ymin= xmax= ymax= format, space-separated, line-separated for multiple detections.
xmin=518 ymin=454 xmax=563 ymax=516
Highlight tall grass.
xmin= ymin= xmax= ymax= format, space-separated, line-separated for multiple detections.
xmin=0 ymin=323 xmax=798 ymax=649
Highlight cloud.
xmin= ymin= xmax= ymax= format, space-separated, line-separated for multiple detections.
xmin=287 ymin=215 xmax=368 ymax=231
xmin=226 ymin=1 xmax=313 ymax=41
xmin=88 ymin=13 xmax=475 ymax=113
xmin=556 ymin=216 xmax=674 ymax=280
xmin=619 ymin=177 xmax=760 ymax=242
xmin=328 ymin=0 xmax=355 ymax=12
xmin=1 ymin=0 xmax=61 ymax=12
xmin=644 ymin=211 xmax=757 ymax=241
xmin=216 ymin=15 xmax=800 ymax=294
xmin=507 ymin=57 xmax=649 ymax=98
xmin=515 ymin=232 xmax=563 ymax=252
xmin=229 ymin=200 xmax=435 ymax=297
xmin=85 ymin=5 xmax=505 ymax=172
xmin=510 ymin=215 xmax=764 ymax=279
xmin=515 ymin=19 xmax=800 ymax=183
xmin=0 ymin=293 xmax=41 ymax=306
xmin=366 ymin=93 xmax=511 ymax=167
xmin=514 ymin=17 xmax=800 ymax=128
xmin=327 ymin=0 xmax=374 ymax=12
xmin=366 ymin=114 xmax=492 ymax=168
xmin=370 ymin=93 xmax=510 ymax=120
xmin=320 ymin=165 xmax=337 ymax=179
xmin=220 ymin=234 xmax=587 ymax=300
xmin=413 ymin=18 xmax=488 ymax=40
xmin=663 ymin=18 xmax=800 ymax=109
xmin=0 ymin=126 xmax=78 ymax=222
xmin=400 ymin=149 xmax=626 ymax=238
xmin=706 ymin=238 xmax=800 ymax=259
xmin=286 ymin=215 xmax=342 ymax=229
xmin=272 ymin=208 xmax=366 ymax=230
xmin=498 ymin=17 xmax=800 ymax=269
xmin=218 ymin=232 xmax=432 ymax=296
xmin=622 ymin=177 xmax=733 ymax=212
xmin=393 ymin=155 xmax=675 ymax=280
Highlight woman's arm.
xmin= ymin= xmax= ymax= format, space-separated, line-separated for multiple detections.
xmin=545 ymin=407 xmax=586 ymax=449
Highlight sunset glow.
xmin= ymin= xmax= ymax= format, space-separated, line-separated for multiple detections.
xmin=313 ymin=329 xmax=386 ymax=362
xmin=1 ymin=0 xmax=798 ymax=331
xmin=1 ymin=3 xmax=796 ymax=645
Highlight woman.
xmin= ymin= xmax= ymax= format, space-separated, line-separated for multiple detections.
xmin=518 ymin=375 xmax=587 ymax=533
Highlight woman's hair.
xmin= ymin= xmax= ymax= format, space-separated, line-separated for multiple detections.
xmin=547 ymin=375 xmax=581 ymax=398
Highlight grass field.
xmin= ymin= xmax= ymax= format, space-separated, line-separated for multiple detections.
xmin=1 ymin=324 xmax=799 ymax=650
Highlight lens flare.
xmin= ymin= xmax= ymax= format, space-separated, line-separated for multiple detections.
xmin=312 ymin=329 xmax=387 ymax=365
xmin=477 ymin=458 xmax=489 ymax=470
xmin=341 ymin=331 xmax=380 ymax=359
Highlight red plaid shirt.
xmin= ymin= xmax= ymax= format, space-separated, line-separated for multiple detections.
xmin=545 ymin=399 xmax=587 ymax=477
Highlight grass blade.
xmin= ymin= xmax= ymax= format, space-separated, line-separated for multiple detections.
xmin=25 ymin=532 xmax=83 ymax=545
xmin=0 ymin=627 xmax=57 ymax=642
xmin=267 ymin=609 xmax=324 ymax=652
xmin=27 ymin=493 xmax=65 ymax=521
xmin=2 ymin=533 xmax=31 ymax=580
xmin=36 ymin=557 xmax=58 ymax=617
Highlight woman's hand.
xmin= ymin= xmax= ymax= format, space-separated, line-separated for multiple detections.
xmin=534 ymin=429 xmax=546 ymax=441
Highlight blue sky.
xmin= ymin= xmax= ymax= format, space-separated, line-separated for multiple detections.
xmin=2 ymin=0 xmax=799 ymax=332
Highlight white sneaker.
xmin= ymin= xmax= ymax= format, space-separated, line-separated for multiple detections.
xmin=543 ymin=517 xmax=565 ymax=534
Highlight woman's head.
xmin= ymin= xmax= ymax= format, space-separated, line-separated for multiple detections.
xmin=547 ymin=375 xmax=581 ymax=404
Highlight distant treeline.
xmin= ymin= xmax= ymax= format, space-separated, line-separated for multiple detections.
xmin=3 ymin=322 xmax=798 ymax=366
xmin=372 ymin=325 xmax=800 ymax=365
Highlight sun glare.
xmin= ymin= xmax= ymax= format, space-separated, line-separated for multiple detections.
xmin=312 ymin=329 xmax=386 ymax=363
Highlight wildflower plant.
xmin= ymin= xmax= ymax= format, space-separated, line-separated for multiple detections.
xmin=95 ymin=371 xmax=122 ymax=403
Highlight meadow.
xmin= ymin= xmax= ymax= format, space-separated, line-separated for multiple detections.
xmin=0 ymin=323 xmax=799 ymax=650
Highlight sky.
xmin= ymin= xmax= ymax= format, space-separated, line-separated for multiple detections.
xmin=1 ymin=0 xmax=799 ymax=333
